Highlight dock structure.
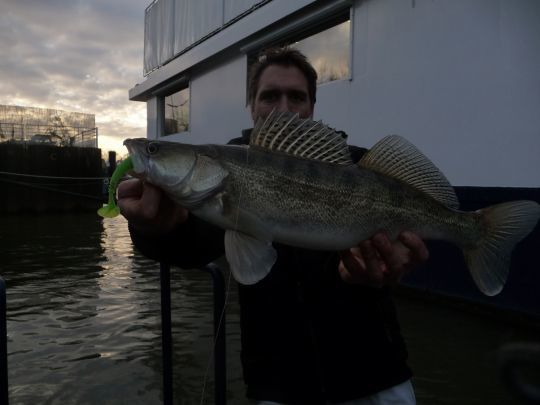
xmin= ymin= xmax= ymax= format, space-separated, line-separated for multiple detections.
xmin=0 ymin=105 xmax=104 ymax=213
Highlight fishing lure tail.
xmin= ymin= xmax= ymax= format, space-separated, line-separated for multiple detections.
xmin=97 ymin=156 xmax=133 ymax=218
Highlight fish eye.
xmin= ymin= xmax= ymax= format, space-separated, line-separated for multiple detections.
xmin=147 ymin=142 xmax=160 ymax=155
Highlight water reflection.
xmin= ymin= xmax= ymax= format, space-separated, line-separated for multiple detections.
xmin=1 ymin=213 xmax=247 ymax=404
xmin=1 ymin=215 xmax=160 ymax=404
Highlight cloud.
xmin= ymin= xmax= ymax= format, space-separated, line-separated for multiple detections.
xmin=0 ymin=0 xmax=149 ymax=153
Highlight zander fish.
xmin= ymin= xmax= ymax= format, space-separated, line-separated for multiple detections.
xmin=122 ymin=111 xmax=540 ymax=296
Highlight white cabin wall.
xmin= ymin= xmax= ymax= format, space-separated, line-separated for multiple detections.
xmin=146 ymin=98 xmax=161 ymax=140
xmin=163 ymin=55 xmax=253 ymax=145
xmin=190 ymin=55 xmax=253 ymax=144
xmin=316 ymin=0 xmax=540 ymax=187
xmin=137 ymin=0 xmax=539 ymax=187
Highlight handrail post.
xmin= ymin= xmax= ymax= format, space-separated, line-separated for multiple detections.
xmin=160 ymin=263 xmax=173 ymax=405
xmin=202 ymin=264 xmax=226 ymax=405
xmin=0 ymin=277 xmax=8 ymax=405
xmin=159 ymin=263 xmax=227 ymax=405
xmin=499 ymin=342 xmax=540 ymax=403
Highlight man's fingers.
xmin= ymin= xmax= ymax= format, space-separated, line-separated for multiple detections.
xmin=339 ymin=247 xmax=383 ymax=287
xmin=339 ymin=232 xmax=429 ymax=288
xmin=138 ymin=182 xmax=163 ymax=219
xmin=117 ymin=180 xmax=161 ymax=220
xmin=339 ymin=248 xmax=364 ymax=273
xmin=369 ymin=232 xmax=422 ymax=286
xmin=359 ymin=240 xmax=386 ymax=287
xmin=399 ymin=231 xmax=429 ymax=263
xmin=338 ymin=262 xmax=354 ymax=283
xmin=117 ymin=178 xmax=143 ymax=199
xmin=372 ymin=233 xmax=405 ymax=270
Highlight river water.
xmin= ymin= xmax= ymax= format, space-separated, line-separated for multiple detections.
xmin=1 ymin=213 xmax=538 ymax=404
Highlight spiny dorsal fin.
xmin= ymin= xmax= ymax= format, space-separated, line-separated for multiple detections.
xmin=360 ymin=135 xmax=460 ymax=209
xmin=251 ymin=110 xmax=353 ymax=165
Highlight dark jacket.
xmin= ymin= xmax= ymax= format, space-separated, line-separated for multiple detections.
xmin=129 ymin=130 xmax=412 ymax=404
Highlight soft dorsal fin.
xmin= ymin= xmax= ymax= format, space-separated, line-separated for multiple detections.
xmin=251 ymin=110 xmax=353 ymax=165
xmin=360 ymin=135 xmax=459 ymax=209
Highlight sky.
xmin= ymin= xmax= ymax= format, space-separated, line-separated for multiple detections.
xmin=0 ymin=0 xmax=151 ymax=157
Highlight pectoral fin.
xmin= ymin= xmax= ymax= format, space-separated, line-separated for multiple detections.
xmin=224 ymin=230 xmax=276 ymax=285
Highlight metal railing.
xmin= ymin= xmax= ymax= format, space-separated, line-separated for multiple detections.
xmin=0 ymin=277 xmax=7 ymax=405
xmin=0 ymin=122 xmax=98 ymax=148
xmin=160 ymin=263 xmax=227 ymax=405
xmin=499 ymin=342 xmax=540 ymax=403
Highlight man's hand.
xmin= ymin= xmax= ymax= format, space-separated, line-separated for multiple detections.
xmin=338 ymin=231 xmax=429 ymax=287
xmin=117 ymin=178 xmax=188 ymax=235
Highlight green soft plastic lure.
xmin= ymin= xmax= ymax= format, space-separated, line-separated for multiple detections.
xmin=97 ymin=156 xmax=133 ymax=218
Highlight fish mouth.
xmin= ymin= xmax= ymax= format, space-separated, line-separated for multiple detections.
xmin=123 ymin=138 xmax=148 ymax=177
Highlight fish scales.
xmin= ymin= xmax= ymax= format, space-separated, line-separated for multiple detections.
xmin=207 ymin=144 xmax=479 ymax=250
xmin=213 ymin=148 xmax=352 ymax=245
xmin=221 ymin=147 xmax=357 ymax=227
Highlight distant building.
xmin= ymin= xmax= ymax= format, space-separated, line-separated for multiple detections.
xmin=0 ymin=104 xmax=98 ymax=148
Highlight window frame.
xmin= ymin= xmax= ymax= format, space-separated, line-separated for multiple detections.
xmin=160 ymin=84 xmax=191 ymax=137
xmin=245 ymin=8 xmax=353 ymax=105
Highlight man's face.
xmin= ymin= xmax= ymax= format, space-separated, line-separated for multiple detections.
xmin=250 ymin=64 xmax=314 ymax=122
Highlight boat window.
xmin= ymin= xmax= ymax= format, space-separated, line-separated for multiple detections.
xmin=292 ymin=20 xmax=351 ymax=85
xmin=163 ymin=87 xmax=190 ymax=136
xmin=247 ymin=17 xmax=351 ymax=93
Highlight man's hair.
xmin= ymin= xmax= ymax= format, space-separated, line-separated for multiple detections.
xmin=248 ymin=47 xmax=318 ymax=107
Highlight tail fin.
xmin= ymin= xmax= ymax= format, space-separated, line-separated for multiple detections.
xmin=463 ymin=201 xmax=540 ymax=296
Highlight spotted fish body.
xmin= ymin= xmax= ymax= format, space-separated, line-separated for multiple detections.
xmin=199 ymin=142 xmax=472 ymax=250
xmin=124 ymin=111 xmax=540 ymax=295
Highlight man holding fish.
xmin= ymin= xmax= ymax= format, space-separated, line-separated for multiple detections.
xmin=118 ymin=47 xmax=428 ymax=404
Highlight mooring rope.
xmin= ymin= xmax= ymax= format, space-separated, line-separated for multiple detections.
xmin=0 ymin=170 xmax=108 ymax=180
xmin=0 ymin=177 xmax=105 ymax=201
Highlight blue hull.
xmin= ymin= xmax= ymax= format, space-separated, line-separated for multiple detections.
xmin=401 ymin=186 xmax=540 ymax=321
